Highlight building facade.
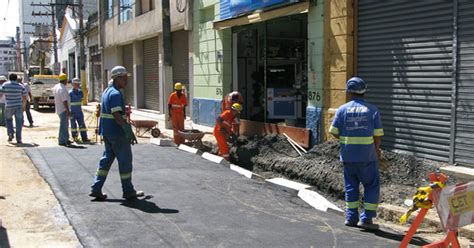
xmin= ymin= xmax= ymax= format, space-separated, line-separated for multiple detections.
xmin=191 ymin=0 xmax=324 ymax=145
xmin=0 ymin=38 xmax=18 ymax=76
xmin=99 ymin=0 xmax=192 ymax=114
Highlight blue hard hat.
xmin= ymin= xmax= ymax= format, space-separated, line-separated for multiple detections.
xmin=346 ymin=77 xmax=366 ymax=94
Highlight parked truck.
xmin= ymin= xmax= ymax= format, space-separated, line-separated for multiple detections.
xmin=30 ymin=75 xmax=63 ymax=110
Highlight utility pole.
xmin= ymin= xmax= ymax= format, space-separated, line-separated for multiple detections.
xmin=77 ymin=0 xmax=88 ymax=104
xmin=31 ymin=4 xmax=60 ymax=74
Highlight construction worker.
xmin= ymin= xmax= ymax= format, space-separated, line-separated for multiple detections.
xmin=53 ymin=73 xmax=71 ymax=146
xmin=69 ymin=78 xmax=89 ymax=143
xmin=89 ymin=66 xmax=144 ymax=200
xmin=168 ymin=82 xmax=187 ymax=145
xmin=214 ymin=103 xmax=241 ymax=161
xmin=329 ymin=77 xmax=383 ymax=230
xmin=221 ymin=91 xmax=243 ymax=135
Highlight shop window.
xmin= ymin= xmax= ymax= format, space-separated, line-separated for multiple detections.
xmin=119 ymin=0 xmax=134 ymax=24
xmin=139 ymin=0 xmax=154 ymax=15
xmin=105 ymin=0 xmax=114 ymax=20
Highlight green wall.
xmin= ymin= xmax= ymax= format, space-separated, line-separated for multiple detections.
xmin=193 ymin=0 xmax=232 ymax=100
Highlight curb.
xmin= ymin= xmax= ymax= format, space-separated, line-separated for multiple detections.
xmin=230 ymin=164 xmax=253 ymax=178
xmin=150 ymin=138 xmax=175 ymax=147
xmin=201 ymin=152 xmax=230 ymax=167
xmin=178 ymin=144 xmax=202 ymax=155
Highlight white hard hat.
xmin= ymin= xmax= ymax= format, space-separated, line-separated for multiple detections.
xmin=108 ymin=79 xmax=113 ymax=86
xmin=0 ymin=75 xmax=6 ymax=81
xmin=111 ymin=66 xmax=127 ymax=79
xmin=72 ymin=77 xmax=81 ymax=83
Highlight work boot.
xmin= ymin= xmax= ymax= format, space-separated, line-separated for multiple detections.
xmin=73 ymin=137 xmax=81 ymax=143
xmin=89 ymin=191 xmax=107 ymax=200
xmin=357 ymin=219 xmax=379 ymax=230
xmin=344 ymin=219 xmax=358 ymax=227
xmin=123 ymin=190 xmax=145 ymax=200
xmin=7 ymin=134 xmax=13 ymax=142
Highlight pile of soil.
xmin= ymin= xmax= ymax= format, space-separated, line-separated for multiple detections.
xmin=229 ymin=135 xmax=451 ymax=206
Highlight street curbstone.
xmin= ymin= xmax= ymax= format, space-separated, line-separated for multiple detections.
xmin=202 ymin=152 xmax=230 ymax=167
xmin=298 ymin=188 xmax=343 ymax=214
xmin=178 ymin=144 xmax=202 ymax=155
xmin=150 ymin=138 xmax=175 ymax=147
xmin=230 ymin=164 xmax=253 ymax=178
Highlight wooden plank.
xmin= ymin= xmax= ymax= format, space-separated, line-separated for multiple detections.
xmin=239 ymin=119 xmax=310 ymax=148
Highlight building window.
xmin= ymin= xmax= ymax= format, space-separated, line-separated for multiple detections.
xmin=119 ymin=0 xmax=133 ymax=24
xmin=139 ymin=0 xmax=154 ymax=15
xmin=106 ymin=0 xmax=114 ymax=19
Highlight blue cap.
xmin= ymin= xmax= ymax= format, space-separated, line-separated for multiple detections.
xmin=346 ymin=77 xmax=366 ymax=94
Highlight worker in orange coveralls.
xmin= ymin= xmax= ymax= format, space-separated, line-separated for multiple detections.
xmin=221 ymin=91 xmax=243 ymax=135
xmin=214 ymin=103 xmax=241 ymax=161
xmin=168 ymin=82 xmax=187 ymax=145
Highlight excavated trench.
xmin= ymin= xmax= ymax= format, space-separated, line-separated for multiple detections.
xmin=195 ymin=134 xmax=452 ymax=207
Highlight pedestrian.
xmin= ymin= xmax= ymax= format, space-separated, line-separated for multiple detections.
xmin=69 ymin=77 xmax=90 ymax=143
xmin=0 ymin=73 xmax=27 ymax=143
xmin=0 ymin=75 xmax=7 ymax=126
xmin=21 ymin=77 xmax=34 ymax=127
xmin=168 ymin=82 xmax=187 ymax=145
xmin=53 ymin=73 xmax=72 ymax=146
xmin=329 ymin=77 xmax=384 ymax=230
xmin=89 ymin=66 xmax=143 ymax=200
xmin=221 ymin=91 xmax=243 ymax=136
xmin=213 ymin=103 xmax=241 ymax=161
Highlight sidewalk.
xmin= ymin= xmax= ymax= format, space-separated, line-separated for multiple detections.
xmin=82 ymin=102 xmax=216 ymax=144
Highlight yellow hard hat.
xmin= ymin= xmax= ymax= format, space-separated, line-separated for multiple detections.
xmin=59 ymin=73 xmax=68 ymax=81
xmin=174 ymin=82 xmax=183 ymax=90
xmin=231 ymin=103 xmax=242 ymax=113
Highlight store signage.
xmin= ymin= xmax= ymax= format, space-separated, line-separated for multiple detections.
xmin=220 ymin=0 xmax=299 ymax=20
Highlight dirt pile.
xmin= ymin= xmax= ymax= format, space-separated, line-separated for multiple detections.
xmin=230 ymin=135 xmax=450 ymax=206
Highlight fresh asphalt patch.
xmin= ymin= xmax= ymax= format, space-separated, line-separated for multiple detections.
xmin=26 ymin=144 xmax=405 ymax=248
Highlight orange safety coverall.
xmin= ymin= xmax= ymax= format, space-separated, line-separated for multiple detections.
xmin=168 ymin=92 xmax=187 ymax=145
xmin=214 ymin=109 xmax=237 ymax=161
xmin=221 ymin=91 xmax=243 ymax=134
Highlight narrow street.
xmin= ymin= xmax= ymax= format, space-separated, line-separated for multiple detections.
xmin=0 ymin=109 xmax=412 ymax=248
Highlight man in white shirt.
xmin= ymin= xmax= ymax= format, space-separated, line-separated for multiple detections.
xmin=53 ymin=73 xmax=71 ymax=146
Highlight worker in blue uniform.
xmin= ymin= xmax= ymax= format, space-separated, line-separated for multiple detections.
xmin=89 ymin=66 xmax=144 ymax=200
xmin=69 ymin=78 xmax=89 ymax=143
xmin=329 ymin=76 xmax=384 ymax=230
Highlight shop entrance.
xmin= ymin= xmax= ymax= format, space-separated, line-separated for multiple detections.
xmin=233 ymin=14 xmax=308 ymax=127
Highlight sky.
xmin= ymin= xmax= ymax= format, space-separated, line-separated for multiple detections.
xmin=0 ymin=0 xmax=20 ymax=39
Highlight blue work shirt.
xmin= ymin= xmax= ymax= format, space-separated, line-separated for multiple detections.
xmin=99 ymin=85 xmax=126 ymax=137
xmin=329 ymin=99 xmax=384 ymax=163
xmin=69 ymin=89 xmax=83 ymax=113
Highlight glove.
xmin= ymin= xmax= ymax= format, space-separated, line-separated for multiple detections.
xmin=228 ymin=133 xmax=238 ymax=144
xmin=123 ymin=123 xmax=138 ymax=145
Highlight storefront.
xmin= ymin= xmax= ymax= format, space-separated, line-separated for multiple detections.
xmin=122 ymin=43 xmax=135 ymax=105
xmin=356 ymin=0 xmax=474 ymax=164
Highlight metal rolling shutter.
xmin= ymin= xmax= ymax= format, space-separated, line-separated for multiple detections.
xmin=143 ymin=37 xmax=160 ymax=110
xmin=357 ymin=1 xmax=453 ymax=162
xmin=122 ymin=44 xmax=135 ymax=105
xmin=454 ymin=0 xmax=474 ymax=165
xmin=172 ymin=31 xmax=190 ymax=114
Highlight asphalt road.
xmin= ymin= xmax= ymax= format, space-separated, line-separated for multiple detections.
xmin=26 ymin=143 xmax=406 ymax=248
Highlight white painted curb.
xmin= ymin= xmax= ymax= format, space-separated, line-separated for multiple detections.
xmin=150 ymin=138 xmax=175 ymax=147
xmin=266 ymin=178 xmax=311 ymax=191
xmin=298 ymin=189 xmax=343 ymax=214
xmin=178 ymin=144 xmax=200 ymax=154
xmin=202 ymin=152 xmax=229 ymax=166
xmin=230 ymin=164 xmax=253 ymax=178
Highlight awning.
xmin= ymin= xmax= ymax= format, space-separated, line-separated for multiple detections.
xmin=213 ymin=2 xmax=310 ymax=30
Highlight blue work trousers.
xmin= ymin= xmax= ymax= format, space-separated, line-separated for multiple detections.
xmin=344 ymin=161 xmax=380 ymax=222
xmin=5 ymin=107 xmax=23 ymax=142
xmin=70 ymin=111 xmax=88 ymax=140
xmin=91 ymin=135 xmax=135 ymax=194
xmin=58 ymin=111 xmax=70 ymax=145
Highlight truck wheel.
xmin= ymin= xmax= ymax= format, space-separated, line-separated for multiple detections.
xmin=33 ymin=98 xmax=40 ymax=111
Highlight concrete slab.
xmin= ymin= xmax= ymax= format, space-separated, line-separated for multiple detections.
xmin=150 ymin=138 xmax=175 ymax=147
xmin=27 ymin=144 xmax=406 ymax=247
xmin=178 ymin=144 xmax=201 ymax=154
xmin=440 ymin=166 xmax=474 ymax=182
